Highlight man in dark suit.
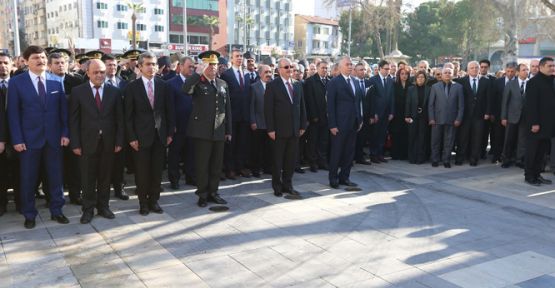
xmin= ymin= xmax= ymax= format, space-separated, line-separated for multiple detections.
xmin=490 ymin=63 xmax=516 ymax=163
xmin=353 ymin=62 xmax=372 ymax=165
xmin=103 ymin=54 xmax=130 ymax=200
xmin=428 ymin=67 xmax=464 ymax=168
xmin=0 ymin=52 xmax=15 ymax=216
xmin=183 ymin=51 xmax=231 ymax=207
xmin=501 ymin=63 xmax=529 ymax=168
xmin=249 ymin=64 xmax=273 ymax=177
xmin=8 ymin=46 xmax=70 ymax=228
xmin=48 ymin=50 xmax=85 ymax=205
xmin=70 ymin=59 xmax=124 ymax=224
xmin=264 ymin=58 xmax=307 ymax=196
xmin=124 ymin=52 xmax=175 ymax=215
xmin=167 ymin=56 xmax=195 ymax=189
xmin=523 ymin=57 xmax=555 ymax=186
xmin=327 ymin=56 xmax=363 ymax=188
xmin=244 ymin=52 xmax=259 ymax=84
xmin=304 ymin=60 xmax=331 ymax=172
xmin=454 ymin=61 xmax=492 ymax=166
xmin=220 ymin=49 xmax=252 ymax=179
xmin=368 ymin=60 xmax=394 ymax=163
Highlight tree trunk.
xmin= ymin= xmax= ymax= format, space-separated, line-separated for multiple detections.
xmin=132 ymin=13 xmax=137 ymax=50
xmin=209 ymin=26 xmax=214 ymax=50
xmin=375 ymin=30 xmax=385 ymax=59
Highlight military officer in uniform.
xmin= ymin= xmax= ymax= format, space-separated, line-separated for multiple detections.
xmin=183 ymin=51 xmax=232 ymax=208
xmin=120 ymin=49 xmax=143 ymax=81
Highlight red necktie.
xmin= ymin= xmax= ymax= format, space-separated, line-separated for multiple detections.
xmin=94 ymin=86 xmax=102 ymax=111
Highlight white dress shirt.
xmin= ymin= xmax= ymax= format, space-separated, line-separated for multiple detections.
xmin=89 ymin=81 xmax=104 ymax=101
xmin=141 ymin=76 xmax=155 ymax=96
xmin=28 ymin=70 xmax=47 ymax=95
xmin=281 ymin=76 xmax=294 ymax=103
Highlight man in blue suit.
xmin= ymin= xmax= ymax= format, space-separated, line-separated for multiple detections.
xmin=8 ymin=46 xmax=70 ymax=229
xmin=327 ymin=56 xmax=363 ymax=189
xmin=220 ymin=49 xmax=253 ymax=179
xmin=368 ymin=60 xmax=395 ymax=163
xmin=167 ymin=55 xmax=195 ymax=189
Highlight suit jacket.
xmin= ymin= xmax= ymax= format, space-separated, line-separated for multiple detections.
xmin=220 ymin=67 xmax=251 ymax=122
xmin=184 ymin=73 xmax=232 ymax=141
xmin=105 ymin=75 xmax=128 ymax=91
xmin=368 ymin=74 xmax=394 ymax=119
xmin=167 ymin=75 xmax=193 ymax=135
xmin=501 ymin=78 xmax=527 ymax=124
xmin=405 ymin=84 xmax=430 ymax=119
xmin=304 ymin=74 xmax=330 ymax=122
xmin=0 ymin=85 xmax=6 ymax=143
xmin=69 ymin=83 xmax=124 ymax=154
xmin=456 ymin=76 xmax=491 ymax=120
xmin=250 ymin=80 xmax=267 ymax=129
xmin=492 ymin=77 xmax=512 ymax=119
xmin=8 ymin=71 xmax=68 ymax=149
xmin=245 ymin=70 xmax=259 ymax=85
xmin=428 ymin=81 xmax=464 ymax=125
xmin=264 ymin=77 xmax=307 ymax=138
xmin=327 ymin=75 xmax=363 ymax=131
xmin=63 ymin=72 xmax=84 ymax=97
xmin=124 ymin=77 xmax=175 ymax=148
xmin=523 ymin=72 xmax=555 ymax=139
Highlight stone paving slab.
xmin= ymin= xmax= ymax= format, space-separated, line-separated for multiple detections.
xmin=2 ymin=159 xmax=555 ymax=287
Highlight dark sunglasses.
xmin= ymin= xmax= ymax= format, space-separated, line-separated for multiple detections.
xmin=281 ymin=65 xmax=291 ymax=69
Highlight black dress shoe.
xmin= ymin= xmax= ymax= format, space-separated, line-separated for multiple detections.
xmin=252 ymin=171 xmax=261 ymax=177
xmin=274 ymin=191 xmax=283 ymax=197
xmin=455 ymin=161 xmax=463 ymax=166
xmin=69 ymin=198 xmax=83 ymax=205
xmin=370 ymin=157 xmax=381 ymax=164
xmin=0 ymin=206 xmax=6 ymax=217
xmin=226 ymin=171 xmax=237 ymax=180
xmin=501 ymin=162 xmax=511 ymax=168
xmin=170 ymin=182 xmax=180 ymax=190
xmin=283 ymin=189 xmax=300 ymax=196
xmin=538 ymin=175 xmax=552 ymax=184
xmin=207 ymin=195 xmax=227 ymax=204
xmin=339 ymin=180 xmax=358 ymax=187
xmin=24 ymin=219 xmax=36 ymax=229
xmin=310 ymin=165 xmax=318 ymax=172
xmin=330 ymin=182 xmax=339 ymax=189
xmin=356 ymin=160 xmax=372 ymax=165
xmin=318 ymin=164 xmax=329 ymax=170
xmin=443 ymin=163 xmax=451 ymax=168
xmin=294 ymin=167 xmax=305 ymax=174
xmin=378 ymin=156 xmax=388 ymax=163
xmin=115 ymin=190 xmax=129 ymax=200
xmin=525 ymin=178 xmax=541 ymax=186
xmin=469 ymin=161 xmax=478 ymax=167
xmin=80 ymin=209 xmax=94 ymax=224
xmin=149 ymin=202 xmax=164 ymax=214
xmin=51 ymin=214 xmax=70 ymax=224
xmin=432 ymin=162 xmax=439 ymax=167
xmin=139 ymin=204 xmax=150 ymax=215
xmin=516 ymin=162 xmax=525 ymax=169
xmin=197 ymin=198 xmax=207 ymax=207
xmin=185 ymin=176 xmax=197 ymax=186
xmin=97 ymin=209 xmax=116 ymax=219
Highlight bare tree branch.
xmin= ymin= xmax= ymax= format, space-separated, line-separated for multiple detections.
xmin=540 ymin=0 xmax=555 ymax=11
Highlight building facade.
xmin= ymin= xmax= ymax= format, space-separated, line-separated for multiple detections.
xmin=0 ymin=0 xmax=17 ymax=54
xmin=294 ymin=15 xmax=341 ymax=59
xmin=20 ymin=0 xmax=48 ymax=48
xmin=227 ymin=0 xmax=295 ymax=56
xmin=168 ymin=0 xmax=227 ymax=56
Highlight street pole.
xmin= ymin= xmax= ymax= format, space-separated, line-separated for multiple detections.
xmin=13 ymin=0 xmax=20 ymax=56
xmin=347 ymin=6 xmax=352 ymax=57
xmin=183 ymin=0 xmax=188 ymax=55
xmin=243 ymin=0 xmax=247 ymax=51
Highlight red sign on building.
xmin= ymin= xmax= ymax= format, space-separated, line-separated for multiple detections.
xmin=99 ymin=38 xmax=112 ymax=54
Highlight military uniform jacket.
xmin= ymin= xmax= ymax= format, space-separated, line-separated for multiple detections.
xmin=183 ymin=73 xmax=232 ymax=141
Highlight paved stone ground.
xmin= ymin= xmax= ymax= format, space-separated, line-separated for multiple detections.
xmin=2 ymin=160 xmax=555 ymax=287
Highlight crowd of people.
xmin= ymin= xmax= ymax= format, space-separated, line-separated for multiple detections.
xmin=0 ymin=44 xmax=554 ymax=229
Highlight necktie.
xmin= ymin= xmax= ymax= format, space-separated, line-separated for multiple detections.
xmin=286 ymin=81 xmax=295 ymax=103
xmin=359 ymin=80 xmax=365 ymax=93
xmin=37 ymin=76 xmax=46 ymax=104
xmin=321 ymin=78 xmax=327 ymax=86
xmin=444 ymin=83 xmax=450 ymax=97
xmin=238 ymin=70 xmax=244 ymax=90
xmin=211 ymin=80 xmax=217 ymax=90
xmin=347 ymin=77 xmax=353 ymax=95
xmin=110 ymin=78 xmax=115 ymax=86
xmin=520 ymin=81 xmax=525 ymax=95
xmin=472 ymin=78 xmax=477 ymax=95
xmin=147 ymin=80 xmax=154 ymax=108
xmin=94 ymin=86 xmax=102 ymax=111
xmin=0 ymin=80 xmax=5 ymax=89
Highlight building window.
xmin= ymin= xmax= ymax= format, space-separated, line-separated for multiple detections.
xmin=136 ymin=24 xmax=146 ymax=31
xmin=322 ymin=27 xmax=330 ymax=35
xmin=170 ymin=34 xmax=184 ymax=44
xmin=323 ymin=41 xmax=329 ymax=49
xmin=116 ymin=22 xmax=128 ymax=29
xmin=96 ymin=2 xmax=108 ymax=9
xmin=172 ymin=15 xmax=183 ymax=25
xmin=97 ymin=20 xmax=108 ymax=28
xmin=312 ymin=40 xmax=320 ymax=48
xmin=154 ymin=8 xmax=163 ymax=15
xmin=116 ymin=4 xmax=127 ymax=11
xmin=313 ymin=26 xmax=320 ymax=34
xmin=297 ymin=40 xmax=302 ymax=47
xmin=155 ymin=25 xmax=164 ymax=32
xmin=172 ymin=0 xmax=184 ymax=7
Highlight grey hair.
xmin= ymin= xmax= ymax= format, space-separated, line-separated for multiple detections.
xmin=277 ymin=58 xmax=291 ymax=68
xmin=505 ymin=61 xmax=518 ymax=69
xmin=467 ymin=61 xmax=479 ymax=69
xmin=137 ymin=51 xmax=156 ymax=65
xmin=179 ymin=56 xmax=193 ymax=65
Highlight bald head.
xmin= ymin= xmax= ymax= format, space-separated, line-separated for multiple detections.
xmin=87 ymin=59 xmax=107 ymax=87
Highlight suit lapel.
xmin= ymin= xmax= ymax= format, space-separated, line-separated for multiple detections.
xmin=277 ymin=78 xmax=291 ymax=104
xmin=343 ymin=76 xmax=355 ymax=98
xmin=137 ymin=78 xmax=153 ymax=111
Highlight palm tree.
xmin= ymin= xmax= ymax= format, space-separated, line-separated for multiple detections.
xmin=202 ymin=15 xmax=219 ymax=50
xmin=127 ymin=1 xmax=145 ymax=49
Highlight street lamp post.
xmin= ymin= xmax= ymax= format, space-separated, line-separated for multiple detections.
xmin=183 ymin=0 xmax=188 ymax=55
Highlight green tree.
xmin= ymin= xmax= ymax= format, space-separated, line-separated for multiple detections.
xmin=126 ymin=1 xmax=145 ymax=50
xmin=202 ymin=15 xmax=220 ymax=50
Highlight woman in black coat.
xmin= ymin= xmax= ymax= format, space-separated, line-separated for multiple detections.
xmin=405 ymin=71 xmax=430 ymax=164
xmin=389 ymin=68 xmax=411 ymax=160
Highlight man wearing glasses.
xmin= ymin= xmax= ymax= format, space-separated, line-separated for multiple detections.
xmin=368 ymin=60 xmax=395 ymax=163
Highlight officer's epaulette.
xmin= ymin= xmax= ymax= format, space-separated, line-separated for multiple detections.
xmin=200 ymin=74 xmax=208 ymax=83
